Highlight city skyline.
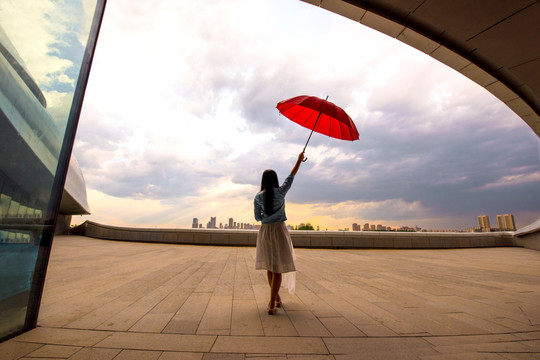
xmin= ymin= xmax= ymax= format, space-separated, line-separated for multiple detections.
xmin=72 ymin=0 xmax=540 ymax=231
xmin=185 ymin=213 xmax=518 ymax=233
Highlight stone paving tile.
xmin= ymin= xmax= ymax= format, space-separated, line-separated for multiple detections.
xmin=286 ymin=310 xmax=332 ymax=336
xmin=68 ymin=347 xmax=122 ymax=360
xmin=0 ymin=340 xmax=42 ymax=360
xmin=318 ymin=316 xmax=365 ymax=337
xmin=499 ymin=355 xmax=540 ymax=360
xmin=517 ymin=338 xmax=540 ymax=352
xmin=293 ymin=283 xmax=339 ymax=318
xmin=13 ymin=327 xmax=112 ymax=347
xmin=202 ymin=353 xmax=244 ymax=360
xmin=315 ymin=292 xmax=387 ymax=335
xmin=95 ymin=332 xmax=216 ymax=352
xmin=231 ymin=299 xmax=264 ymax=336
xmin=252 ymin=285 xmax=299 ymax=337
xmin=130 ymin=313 xmax=177 ymax=333
xmin=336 ymin=354 xmax=432 ymax=360
xmin=515 ymin=331 xmax=540 ymax=340
xmin=197 ymin=295 xmax=233 ymax=335
xmin=432 ymin=340 xmax=535 ymax=354
xmin=4 ymin=237 xmax=540 ymax=359
xmin=96 ymin=303 xmax=154 ymax=332
xmin=287 ymin=356 xmax=335 ymax=360
xmin=418 ymin=354 xmax=506 ymax=360
xmin=163 ymin=292 xmax=212 ymax=334
xmin=158 ymin=352 xmax=203 ymax=360
xmin=324 ymin=337 xmax=438 ymax=357
xmin=243 ymin=356 xmax=335 ymax=360
xmin=211 ymin=335 xmax=328 ymax=354
xmin=113 ymin=349 xmax=162 ymax=360
xmin=422 ymin=333 xmax=520 ymax=347
xmin=27 ymin=344 xmax=82 ymax=358
xmin=445 ymin=312 xmax=516 ymax=334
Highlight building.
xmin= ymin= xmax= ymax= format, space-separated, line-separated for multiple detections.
xmin=0 ymin=0 xmax=105 ymax=341
xmin=207 ymin=216 xmax=217 ymax=229
xmin=192 ymin=218 xmax=199 ymax=229
xmin=229 ymin=218 xmax=234 ymax=229
xmin=497 ymin=214 xmax=516 ymax=231
xmin=478 ymin=215 xmax=491 ymax=232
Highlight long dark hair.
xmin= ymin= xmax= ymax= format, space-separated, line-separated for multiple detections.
xmin=261 ymin=169 xmax=279 ymax=215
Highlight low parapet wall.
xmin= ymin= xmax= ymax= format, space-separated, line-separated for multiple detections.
xmin=72 ymin=221 xmax=517 ymax=249
xmin=514 ymin=219 xmax=540 ymax=251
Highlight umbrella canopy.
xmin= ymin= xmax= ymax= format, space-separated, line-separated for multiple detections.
xmin=276 ymin=95 xmax=359 ymax=145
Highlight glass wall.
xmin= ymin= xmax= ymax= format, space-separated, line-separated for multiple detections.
xmin=0 ymin=0 xmax=106 ymax=340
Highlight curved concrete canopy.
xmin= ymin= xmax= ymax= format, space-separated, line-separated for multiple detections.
xmin=302 ymin=0 xmax=540 ymax=137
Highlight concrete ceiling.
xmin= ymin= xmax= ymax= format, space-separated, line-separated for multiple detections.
xmin=302 ymin=0 xmax=540 ymax=137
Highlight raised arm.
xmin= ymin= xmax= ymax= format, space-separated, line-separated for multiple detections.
xmin=291 ymin=152 xmax=305 ymax=175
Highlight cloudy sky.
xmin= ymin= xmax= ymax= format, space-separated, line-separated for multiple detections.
xmin=72 ymin=0 xmax=540 ymax=230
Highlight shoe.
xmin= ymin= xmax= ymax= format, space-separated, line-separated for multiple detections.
xmin=267 ymin=306 xmax=277 ymax=315
xmin=276 ymin=299 xmax=282 ymax=308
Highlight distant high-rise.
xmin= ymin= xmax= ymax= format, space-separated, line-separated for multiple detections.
xmin=496 ymin=215 xmax=505 ymax=230
xmin=206 ymin=217 xmax=217 ymax=229
xmin=363 ymin=223 xmax=370 ymax=231
xmin=192 ymin=218 xmax=199 ymax=229
xmin=229 ymin=218 xmax=234 ymax=229
xmin=496 ymin=214 xmax=516 ymax=231
xmin=478 ymin=215 xmax=491 ymax=232
xmin=506 ymin=214 xmax=516 ymax=231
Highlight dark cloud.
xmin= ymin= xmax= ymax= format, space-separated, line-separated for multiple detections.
xmin=287 ymin=95 xmax=540 ymax=225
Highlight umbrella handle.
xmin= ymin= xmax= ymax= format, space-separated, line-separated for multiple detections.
xmin=301 ymin=144 xmax=308 ymax=162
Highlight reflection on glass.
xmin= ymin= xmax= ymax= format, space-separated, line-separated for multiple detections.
xmin=0 ymin=0 xmax=100 ymax=340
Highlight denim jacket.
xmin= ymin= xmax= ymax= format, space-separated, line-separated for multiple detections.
xmin=254 ymin=174 xmax=294 ymax=224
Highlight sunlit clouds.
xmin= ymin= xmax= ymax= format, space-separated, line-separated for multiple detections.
xmin=72 ymin=0 xmax=540 ymax=230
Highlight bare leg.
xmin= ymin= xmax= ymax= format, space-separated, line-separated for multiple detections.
xmin=266 ymin=271 xmax=281 ymax=309
xmin=266 ymin=270 xmax=282 ymax=308
xmin=269 ymin=272 xmax=282 ymax=312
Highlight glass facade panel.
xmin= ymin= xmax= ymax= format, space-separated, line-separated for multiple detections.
xmin=0 ymin=1 xmax=105 ymax=340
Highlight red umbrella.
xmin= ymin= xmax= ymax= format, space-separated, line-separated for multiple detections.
xmin=276 ymin=95 xmax=359 ymax=159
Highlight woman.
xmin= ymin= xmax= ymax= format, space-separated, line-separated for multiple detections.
xmin=254 ymin=151 xmax=305 ymax=314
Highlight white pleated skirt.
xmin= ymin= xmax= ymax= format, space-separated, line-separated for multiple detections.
xmin=255 ymin=222 xmax=296 ymax=293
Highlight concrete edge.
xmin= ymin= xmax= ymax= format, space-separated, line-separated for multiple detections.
xmin=70 ymin=221 xmax=522 ymax=250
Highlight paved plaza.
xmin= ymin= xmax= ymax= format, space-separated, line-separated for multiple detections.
xmin=2 ymin=235 xmax=540 ymax=359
